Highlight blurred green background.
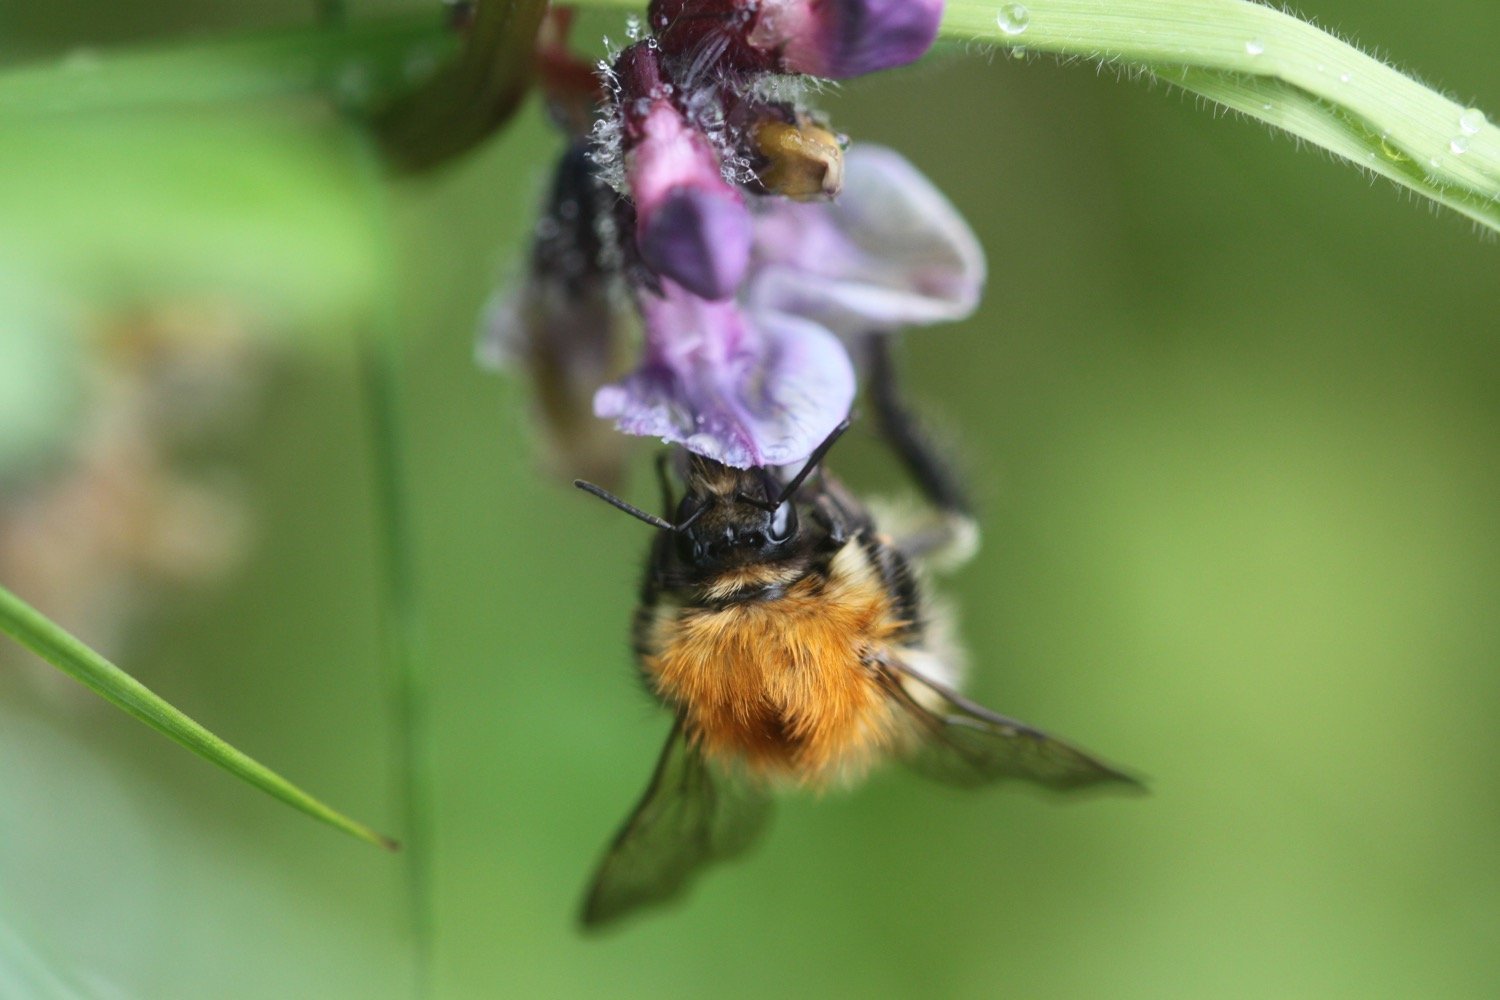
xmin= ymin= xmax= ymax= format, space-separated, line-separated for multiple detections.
xmin=2 ymin=2 xmax=1499 ymax=997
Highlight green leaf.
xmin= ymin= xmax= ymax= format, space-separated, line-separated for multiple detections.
xmin=938 ymin=0 xmax=1500 ymax=231
xmin=0 ymin=582 xmax=397 ymax=851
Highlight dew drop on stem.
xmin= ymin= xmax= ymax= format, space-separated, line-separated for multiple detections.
xmin=996 ymin=4 xmax=1030 ymax=36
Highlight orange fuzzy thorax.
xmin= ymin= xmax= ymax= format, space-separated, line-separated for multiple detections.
xmin=642 ymin=543 xmax=909 ymax=786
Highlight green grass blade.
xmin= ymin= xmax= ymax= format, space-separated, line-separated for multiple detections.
xmin=349 ymin=136 xmax=437 ymax=993
xmin=938 ymin=0 xmax=1500 ymax=231
xmin=0 ymin=583 xmax=398 ymax=851
xmin=1166 ymin=66 xmax=1500 ymax=232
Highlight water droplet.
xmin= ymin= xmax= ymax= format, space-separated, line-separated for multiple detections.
xmin=1459 ymin=107 xmax=1486 ymax=135
xmin=625 ymin=14 xmax=642 ymax=40
xmin=1339 ymin=72 xmax=1351 ymax=84
xmin=1244 ymin=38 xmax=1265 ymax=56
xmin=1260 ymin=102 xmax=1273 ymax=112
xmin=1449 ymin=135 xmax=1470 ymax=155
xmin=996 ymin=3 xmax=1030 ymax=36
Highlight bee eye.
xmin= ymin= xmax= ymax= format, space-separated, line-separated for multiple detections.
xmin=768 ymin=501 xmax=797 ymax=542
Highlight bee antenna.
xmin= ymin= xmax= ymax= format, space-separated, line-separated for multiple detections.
xmin=770 ymin=419 xmax=851 ymax=507
xmin=574 ymin=480 xmax=678 ymax=531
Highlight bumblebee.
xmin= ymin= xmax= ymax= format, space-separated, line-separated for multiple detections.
xmin=574 ymin=341 xmax=1140 ymax=928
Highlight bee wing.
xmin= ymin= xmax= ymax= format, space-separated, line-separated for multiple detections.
xmin=580 ymin=719 xmax=773 ymax=930
xmin=879 ymin=660 xmax=1144 ymax=793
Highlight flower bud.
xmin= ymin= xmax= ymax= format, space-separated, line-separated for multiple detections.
xmin=616 ymin=43 xmax=752 ymax=300
xmin=752 ymin=115 xmax=844 ymax=200
xmin=756 ymin=0 xmax=944 ymax=78
xmin=651 ymin=0 xmax=943 ymax=80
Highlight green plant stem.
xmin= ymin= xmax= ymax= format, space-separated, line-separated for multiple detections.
xmin=359 ymin=326 xmax=435 ymax=998
xmin=351 ymin=140 xmax=436 ymax=995
xmin=0 ymin=583 xmax=397 ymax=851
xmin=939 ymin=0 xmax=1500 ymax=229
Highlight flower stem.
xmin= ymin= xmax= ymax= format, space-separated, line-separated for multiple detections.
xmin=351 ymin=138 xmax=436 ymax=997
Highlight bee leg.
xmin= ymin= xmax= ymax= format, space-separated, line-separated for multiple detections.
xmin=863 ymin=336 xmax=979 ymax=567
xmin=864 ymin=334 xmax=972 ymax=518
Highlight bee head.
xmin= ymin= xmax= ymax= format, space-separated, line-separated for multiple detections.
xmin=673 ymin=469 xmax=800 ymax=568
xmin=573 ymin=420 xmax=849 ymax=569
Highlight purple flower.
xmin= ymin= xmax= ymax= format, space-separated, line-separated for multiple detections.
xmin=746 ymin=144 xmax=984 ymax=338
xmin=594 ymin=281 xmax=855 ymax=468
xmin=749 ymin=0 xmax=945 ymax=79
xmin=595 ymin=144 xmax=981 ymax=468
xmin=650 ymin=0 xmax=944 ymax=80
xmin=489 ymin=7 xmax=976 ymax=473
xmin=617 ymin=43 xmax=753 ymax=300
